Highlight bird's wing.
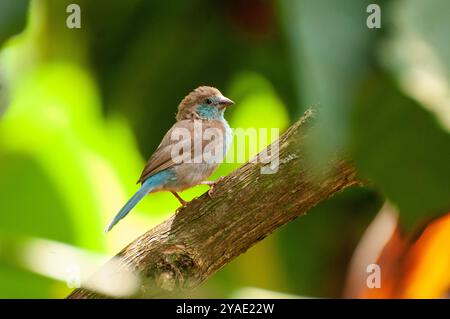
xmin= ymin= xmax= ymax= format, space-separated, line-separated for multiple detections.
xmin=137 ymin=119 xmax=226 ymax=184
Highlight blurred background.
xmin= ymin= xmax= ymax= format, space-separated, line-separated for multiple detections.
xmin=0 ymin=0 xmax=449 ymax=298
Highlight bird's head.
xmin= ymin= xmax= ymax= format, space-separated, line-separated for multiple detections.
xmin=176 ymin=86 xmax=234 ymax=121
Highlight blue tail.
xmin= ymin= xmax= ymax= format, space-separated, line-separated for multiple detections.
xmin=105 ymin=178 xmax=155 ymax=232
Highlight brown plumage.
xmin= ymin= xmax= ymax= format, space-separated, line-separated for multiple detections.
xmin=106 ymin=86 xmax=234 ymax=232
xmin=137 ymin=119 xmax=227 ymax=184
xmin=137 ymin=86 xmax=233 ymax=184
xmin=176 ymin=86 xmax=222 ymax=120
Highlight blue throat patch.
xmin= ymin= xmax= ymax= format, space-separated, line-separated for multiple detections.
xmin=196 ymin=104 xmax=224 ymax=120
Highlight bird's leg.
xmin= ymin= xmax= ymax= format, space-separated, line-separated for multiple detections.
xmin=171 ymin=191 xmax=188 ymax=206
xmin=200 ymin=176 xmax=224 ymax=197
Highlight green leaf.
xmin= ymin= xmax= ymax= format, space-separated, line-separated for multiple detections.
xmin=381 ymin=0 xmax=450 ymax=131
xmin=351 ymin=75 xmax=450 ymax=229
xmin=280 ymin=0 xmax=376 ymax=165
xmin=0 ymin=0 xmax=29 ymax=47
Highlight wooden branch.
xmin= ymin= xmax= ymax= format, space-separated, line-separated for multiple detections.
xmin=67 ymin=109 xmax=359 ymax=299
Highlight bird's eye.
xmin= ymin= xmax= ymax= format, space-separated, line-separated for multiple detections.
xmin=206 ymin=98 xmax=212 ymax=105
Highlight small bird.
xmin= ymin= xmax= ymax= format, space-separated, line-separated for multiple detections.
xmin=105 ymin=86 xmax=234 ymax=232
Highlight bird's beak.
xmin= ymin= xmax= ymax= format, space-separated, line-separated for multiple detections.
xmin=218 ymin=96 xmax=234 ymax=109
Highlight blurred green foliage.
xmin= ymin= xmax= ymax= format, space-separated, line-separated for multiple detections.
xmin=0 ymin=0 xmax=29 ymax=46
xmin=352 ymin=74 xmax=450 ymax=228
xmin=0 ymin=0 xmax=449 ymax=298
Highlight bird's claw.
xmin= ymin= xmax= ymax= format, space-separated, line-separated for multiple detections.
xmin=180 ymin=199 xmax=189 ymax=206
xmin=175 ymin=201 xmax=189 ymax=214
xmin=171 ymin=191 xmax=189 ymax=212
xmin=207 ymin=176 xmax=224 ymax=197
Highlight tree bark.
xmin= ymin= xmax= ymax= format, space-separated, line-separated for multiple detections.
xmin=67 ymin=109 xmax=360 ymax=299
